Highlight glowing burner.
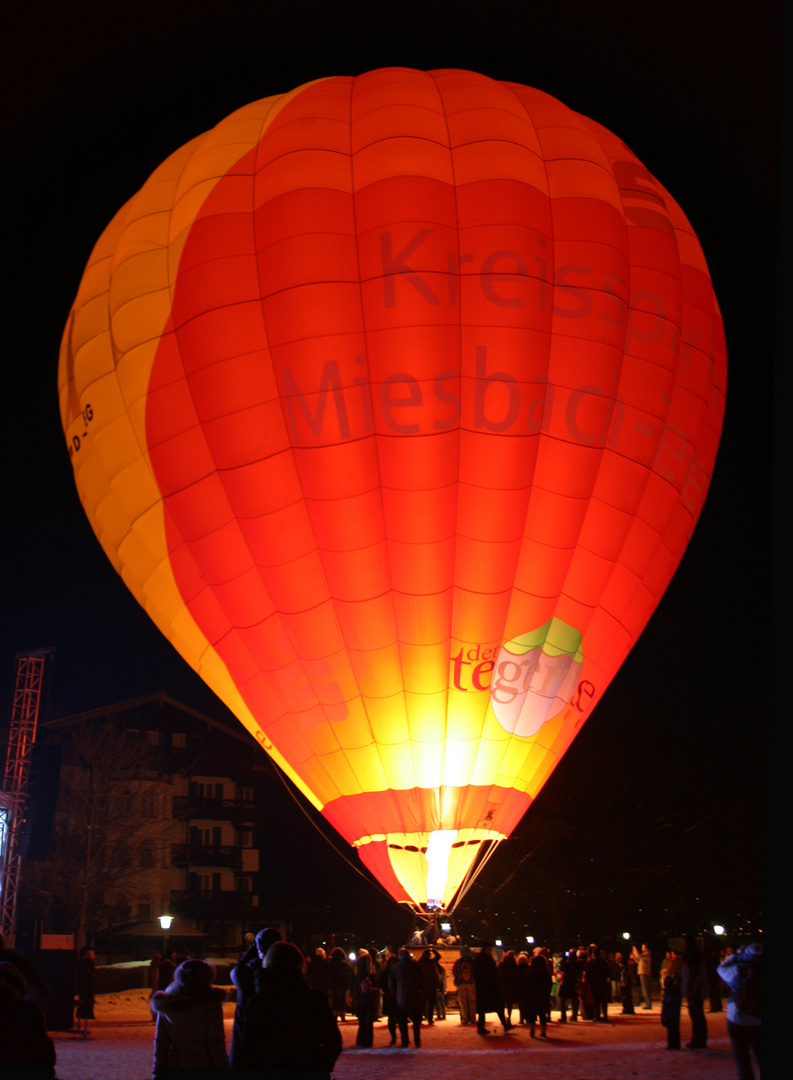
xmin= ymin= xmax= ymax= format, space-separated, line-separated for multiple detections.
xmin=425 ymin=830 xmax=457 ymax=907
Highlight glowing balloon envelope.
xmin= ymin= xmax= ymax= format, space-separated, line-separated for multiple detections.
xmin=58 ymin=69 xmax=726 ymax=909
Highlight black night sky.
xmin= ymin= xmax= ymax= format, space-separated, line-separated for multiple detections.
xmin=3 ymin=1 xmax=776 ymax=947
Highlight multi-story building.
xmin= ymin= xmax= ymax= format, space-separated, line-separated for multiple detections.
xmin=26 ymin=693 xmax=271 ymax=955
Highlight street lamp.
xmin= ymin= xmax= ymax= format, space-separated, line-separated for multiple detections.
xmin=159 ymin=914 xmax=173 ymax=959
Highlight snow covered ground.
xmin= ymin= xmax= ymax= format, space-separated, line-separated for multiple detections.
xmin=49 ymin=989 xmax=738 ymax=1079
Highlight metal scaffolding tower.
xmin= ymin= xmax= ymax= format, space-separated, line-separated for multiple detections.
xmin=0 ymin=649 xmax=52 ymax=944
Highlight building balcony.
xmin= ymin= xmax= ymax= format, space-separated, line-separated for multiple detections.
xmin=170 ymin=844 xmax=244 ymax=869
xmin=172 ymin=796 xmax=257 ymax=822
xmin=170 ymin=889 xmax=260 ymax=918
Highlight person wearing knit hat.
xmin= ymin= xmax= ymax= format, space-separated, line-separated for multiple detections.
xmin=239 ymin=941 xmax=342 ymax=1072
xmin=150 ymin=959 xmax=228 ymax=1077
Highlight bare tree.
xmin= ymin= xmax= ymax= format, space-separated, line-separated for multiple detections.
xmin=21 ymin=720 xmax=173 ymax=947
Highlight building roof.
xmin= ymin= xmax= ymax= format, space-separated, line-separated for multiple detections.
xmin=40 ymin=691 xmax=263 ymax=751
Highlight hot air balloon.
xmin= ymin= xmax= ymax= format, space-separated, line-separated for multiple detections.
xmin=58 ymin=68 xmax=726 ymax=912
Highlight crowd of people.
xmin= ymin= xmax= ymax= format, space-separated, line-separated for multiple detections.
xmin=0 ymin=926 xmax=762 ymax=1080
xmin=293 ymin=933 xmax=761 ymax=1078
xmin=223 ymin=933 xmax=756 ymax=1055
xmin=148 ymin=935 xmax=667 ymax=1068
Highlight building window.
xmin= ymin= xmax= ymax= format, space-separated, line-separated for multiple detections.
xmin=140 ymin=848 xmax=154 ymax=868
xmin=172 ymin=732 xmax=186 ymax=748
xmin=236 ymin=876 xmax=253 ymax=892
xmin=189 ymin=780 xmax=224 ymax=800
xmin=146 ymin=731 xmax=160 ymax=746
xmin=235 ymin=827 xmax=253 ymax=847
xmin=137 ymin=902 xmax=151 ymax=922
xmin=189 ymin=873 xmax=222 ymax=892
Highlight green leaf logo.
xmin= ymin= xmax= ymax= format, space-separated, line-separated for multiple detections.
xmin=490 ymin=619 xmax=583 ymax=737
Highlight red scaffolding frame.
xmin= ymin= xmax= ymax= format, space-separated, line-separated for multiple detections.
xmin=0 ymin=650 xmax=52 ymax=944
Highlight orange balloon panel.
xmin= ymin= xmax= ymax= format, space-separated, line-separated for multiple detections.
xmin=58 ymin=69 xmax=726 ymax=908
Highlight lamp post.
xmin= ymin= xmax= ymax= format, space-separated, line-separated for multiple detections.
xmin=159 ymin=914 xmax=173 ymax=960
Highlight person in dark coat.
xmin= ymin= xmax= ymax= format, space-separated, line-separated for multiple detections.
xmin=515 ymin=953 xmax=530 ymax=1024
xmin=150 ymin=959 xmax=228 ymax=1078
xmin=387 ymin=948 xmax=423 ymax=1047
xmin=682 ymin=936 xmax=708 ymax=1049
xmin=577 ymin=947 xmax=594 ymax=1019
xmin=379 ymin=954 xmax=399 ymax=1045
xmin=620 ymin=952 xmax=636 ymax=1014
xmin=586 ymin=948 xmax=611 ymax=1022
xmin=472 ymin=944 xmax=512 ymax=1034
xmin=704 ymin=945 xmax=723 ymax=1013
xmin=329 ymin=947 xmax=352 ymax=1022
xmin=497 ymin=950 xmax=519 ymax=1025
xmin=76 ymin=946 xmax=96 ymax=1022
xmin=228 ymin=926 xmax=280 ymax=1069
xmin=237 ymin=941 xmax=342 ymax=1073
xmin=418 ymin=947 xmax=441 ymax=1024
xmin=352 ymin=949 xmax=377 ymax=1048
xmin=435 ymin=954 xmax=447 ymax=1020
xmin=157 ymin=953 xmax=176 ymax=993
xmin=306 ymin=947 xmax=331 ymax=1005
xmin=661 ymin=975 xmax=683 ymax=1050
xmin=0 ymin=961 xmax=56 ymax=1079
xmin=525 ymin=953 xmax=553 ymax=1038
xmin=557 ymin=950 xmax=577 ymax=1021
